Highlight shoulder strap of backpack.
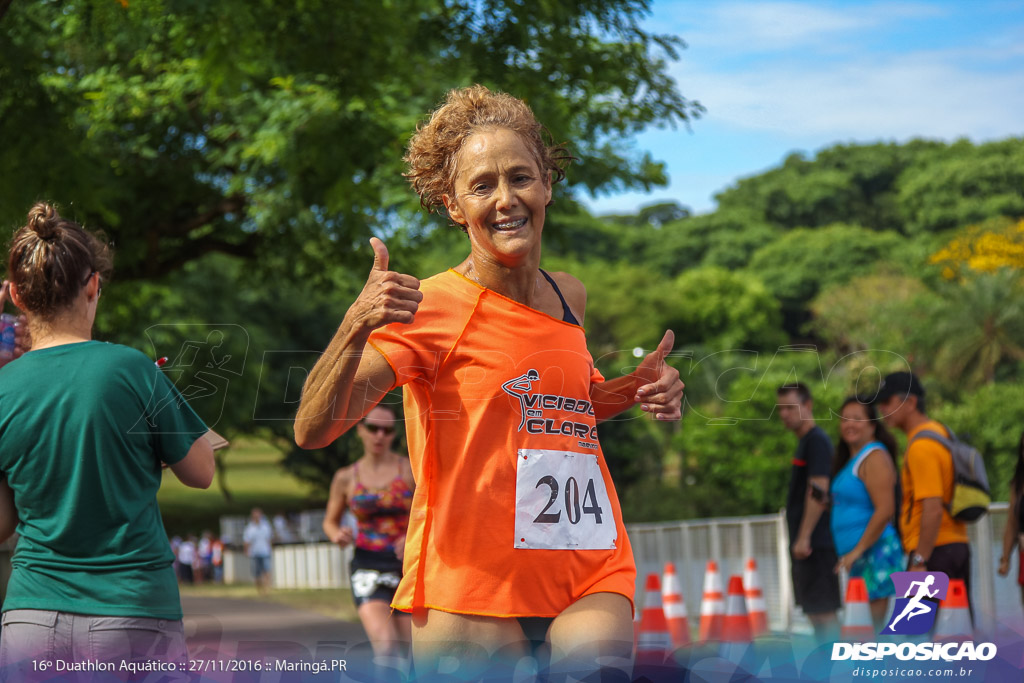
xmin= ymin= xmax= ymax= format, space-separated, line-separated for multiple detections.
xmin=908 ymin=429 xmax=953 ymax=451
xmin=907 ymin=428 xmax=957 ymax=508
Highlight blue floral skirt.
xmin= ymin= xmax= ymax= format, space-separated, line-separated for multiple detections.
xmin=849 ymin=526 xmax=904 ymax=600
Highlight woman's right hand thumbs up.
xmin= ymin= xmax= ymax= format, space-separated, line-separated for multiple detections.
xmin=347 ymin=238 xmax=423 ymax=333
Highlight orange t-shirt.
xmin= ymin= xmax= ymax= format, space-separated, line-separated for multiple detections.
xmin=900 ymin=420 xmax=969 ymax=551
xmin=367 ymin=269 xmax=636 ymax=618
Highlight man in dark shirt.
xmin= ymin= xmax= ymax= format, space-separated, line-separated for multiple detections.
xmin=777 ymin=382 xmax=840 ymax=641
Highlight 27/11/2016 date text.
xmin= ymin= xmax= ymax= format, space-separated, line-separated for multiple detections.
xmin=188 ymin=659 xmax=348 ymax=673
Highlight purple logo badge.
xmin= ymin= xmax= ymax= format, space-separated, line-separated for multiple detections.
xmin=883 ymin=572 xmax=949 ymax=635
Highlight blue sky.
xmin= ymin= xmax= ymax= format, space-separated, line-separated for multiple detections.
xmin=581 ymin=0 xmax=1024 ymax=216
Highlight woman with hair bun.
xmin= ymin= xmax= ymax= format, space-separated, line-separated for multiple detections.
xmin=0 ymin=202 xmax=215 ymax=679
xmin=296 ymin=86 xmax=684 ymax=678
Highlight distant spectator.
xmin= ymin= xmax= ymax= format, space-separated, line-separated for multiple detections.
xmin=876 ymin=371 xmax=973 ymax=620
xmin=776 ymin=382 xmax=840 ymax=642
xmin=0 ymin=281 xmax=29 ymax=371
xmin=243 ymin=507 xmax=274 ymax=593
xmin=273 ymin=513 xmax=295 ymax=544
xmin=177 ymin=536 xmax=196 ymax=585
xmin=170 ymin=535 xmax=182 ymax=576
xmin=831 ymin=396 xmax=903 ymax=629
xmin=998 ymin=431 xmax=1024 ymax=607
xmin=197 ymin=531 xmax=214 ymax=582
xmin=211 ymin=535 xmax=224 ymax=583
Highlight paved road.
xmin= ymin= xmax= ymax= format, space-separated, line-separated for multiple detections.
xmin=181 ymin=594 xmax=377 ymax=679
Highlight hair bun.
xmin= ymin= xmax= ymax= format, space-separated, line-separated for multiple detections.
xmin=27 ymin=202 xmax=61 ymax=242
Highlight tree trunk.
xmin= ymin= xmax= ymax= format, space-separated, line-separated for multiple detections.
xmin=215 ymin=451 xmax=233 ymax=503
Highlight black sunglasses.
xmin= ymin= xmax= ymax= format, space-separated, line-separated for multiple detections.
xmin=362 ymin=423 xmax=394 ymax=436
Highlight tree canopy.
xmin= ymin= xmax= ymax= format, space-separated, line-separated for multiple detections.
xmin=85 ymin=134 xmax=1024 ymax=509
xmin=5 ymin=0 xmax=1024 ymax=521
xmin=0 ymin=0 xmax=701 ymax=281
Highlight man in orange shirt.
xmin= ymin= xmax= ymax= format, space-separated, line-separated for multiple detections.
xmin=876 ymin=372 xmax=972 ymax=618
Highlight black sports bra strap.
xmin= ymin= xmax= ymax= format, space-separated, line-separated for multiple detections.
xmin=538 ymin=269 xmax=579 ymax=325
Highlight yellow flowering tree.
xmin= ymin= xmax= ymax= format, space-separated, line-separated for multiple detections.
xmin=930 ymin=218 xmax=1024 ymax=279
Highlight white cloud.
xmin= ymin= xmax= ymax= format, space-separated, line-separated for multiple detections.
xmin=670 ymin=49 xmax=1024 ymax=141
xmin=583 ymin=2 xmax=1024 ymax=216
xmin=582 ymin=170 xmax=738 ymax=216
xmin=661 ymin=1 xmax=943 ymax=52
xmin=653 ymin=1 xmax=1024 ymax=141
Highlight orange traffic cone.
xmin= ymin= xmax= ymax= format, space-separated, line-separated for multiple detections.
xmin=743 ymin=558 xmax=768 ymax=637
xmin=662 ymin=562 xmax=691 ymax=647
xmin=934 ymin=579 xmax=972 ymax=641
xmin=636 ymin=573 xmax=672 ymax=663
xmin=698 ymin=560 xmax=725 ymax=641
xmin=841 ymin=577 xmax=874 ymax=641
xmin=721 ymin=575 xmax=753 ymax=643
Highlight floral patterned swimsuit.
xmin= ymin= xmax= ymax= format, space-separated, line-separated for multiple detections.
xmin=347 ymin=461 xmax=413 ymax=606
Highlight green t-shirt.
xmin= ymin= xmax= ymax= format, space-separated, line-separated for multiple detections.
xmin=0 ymin=341 xmax=209 ymax=619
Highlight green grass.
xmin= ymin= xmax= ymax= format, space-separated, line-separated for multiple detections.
xmin=179 ymin=583 xmax=359 ymax=622
xmin=158 ymin=437 xmax=323 ymax=536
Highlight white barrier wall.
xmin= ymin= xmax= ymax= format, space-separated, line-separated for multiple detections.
xmin=222 ymin=548 xmax=253 ymax=584
xmin=626 ymin=502 xmax=1012 ymax=635
xmin=272 ymin=543 xmax=352 ymax=590
xmin=627 ymin=513 xmax=794 ymax=632
xmin=220 ymin=544 xmax=352 ymax=588
xmin=215 ymin=505 xmax=1015 ymax=635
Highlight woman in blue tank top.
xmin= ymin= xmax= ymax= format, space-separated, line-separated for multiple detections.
xmin=831 ymin=396 xmax=903 ymax=628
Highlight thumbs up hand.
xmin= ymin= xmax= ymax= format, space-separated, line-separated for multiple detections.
xmin=634 ymin=330 xmax=684 ymax=421
xmin=347 ymin=238 xmax=422 ymax=333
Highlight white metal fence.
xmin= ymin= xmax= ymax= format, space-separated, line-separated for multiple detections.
xmin=271 ymin=543 xmax=352 ymax=590
xmin=627 ymin=502 xmax=1013 ymax=634
xmin=627 ymin=513 xmax=794 ymax=631
xmin=219 ymin=505 xmax=1018 ymax=634
xmin=220 ymin=509 xmax=329 ymax=546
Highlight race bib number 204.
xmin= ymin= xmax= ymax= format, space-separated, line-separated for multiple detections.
xmin=514 ymin=449 xmax=618 ymax=550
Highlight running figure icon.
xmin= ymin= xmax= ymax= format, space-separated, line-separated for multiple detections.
xmin=887 ymin=575 xmax=939 ymax=632
xmin=502 ymin=369 xmax=540 ymax=431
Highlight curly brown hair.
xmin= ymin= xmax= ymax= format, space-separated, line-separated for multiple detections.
xmin=7 ymin=202 xmax=113 ymax=318
xmin=404 ymin=85 xmax=573 ymax=220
